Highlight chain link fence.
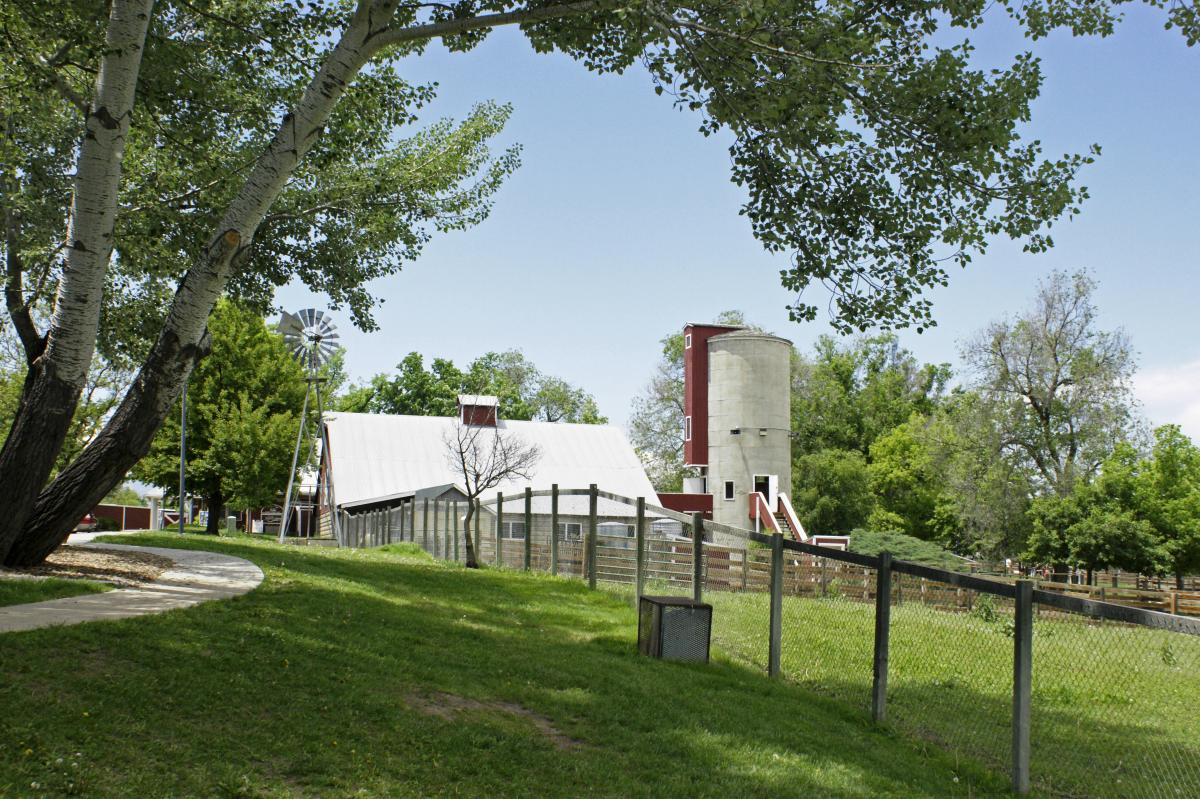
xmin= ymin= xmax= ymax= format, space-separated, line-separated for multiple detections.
xmin=339 ymin=487 xmax=1200 ymax=797
xmin=1028 ymin=601 xmax=1200 ymax=798
xmin=887 ymin=572 xmax=1016 ymax=779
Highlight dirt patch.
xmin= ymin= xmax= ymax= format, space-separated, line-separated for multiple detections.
xmin=14 ymin=546 xmax=174 ymax=588
xmin=405 ymin=691 xmax=583 ymax=751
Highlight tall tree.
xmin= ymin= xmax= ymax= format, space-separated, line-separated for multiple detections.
xmin=920 ymin=391 xmax=1034 ymax=558
xmin=1026 ymin=443 xmax=1167 ymax=582
xmin=1 ymin=0 xmax=518 ymax=565
xmin=628 ymin=311 xmax=751 ymax=491
xmin=443 ymin=419 xmax=540 ymax=568
xmin=1138 ymin=425 xmax=1200 ymax=587
xmin=962 ymin=270 xmax=1139 ymax=498
xmin=4 ymin=0 xmax=1186 ymax=564
xmin=134 ymin=300 xmax=306 ymax=534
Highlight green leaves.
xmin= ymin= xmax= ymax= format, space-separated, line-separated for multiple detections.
xmin=134 ymin=300 xmax=307 ymax=507
xmin=1025 ymin=427 xmax=1200 ymax=579
xmin=337 ymin=349 xmax=608 ymax=424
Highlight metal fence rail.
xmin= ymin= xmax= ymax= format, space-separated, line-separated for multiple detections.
xmin=339 ymin=486 xmax=1200 ymax=797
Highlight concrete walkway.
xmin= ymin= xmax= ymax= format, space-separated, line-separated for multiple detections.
xmin=0 ymin=540 xmax=264 ymax=634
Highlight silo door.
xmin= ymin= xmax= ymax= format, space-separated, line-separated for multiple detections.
xmin=753 ymin=475 xmax=780 ymax=511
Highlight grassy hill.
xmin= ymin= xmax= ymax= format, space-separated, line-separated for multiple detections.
xmin=0 ymin=534 xmax=1011 ymax=798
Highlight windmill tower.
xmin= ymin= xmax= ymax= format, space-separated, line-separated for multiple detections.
xmin=277 ymin=309 xmax=341 ymax=543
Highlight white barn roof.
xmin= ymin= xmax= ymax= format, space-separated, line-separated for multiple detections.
xmin=323 ymin=413 xmax=658 ymax=516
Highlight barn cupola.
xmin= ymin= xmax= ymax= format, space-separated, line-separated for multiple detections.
xmin=458 ymin=394 xmax=499 ymax=427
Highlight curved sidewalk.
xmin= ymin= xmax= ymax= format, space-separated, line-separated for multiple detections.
xmin=0 ymin=542 xmax=264 ymax=634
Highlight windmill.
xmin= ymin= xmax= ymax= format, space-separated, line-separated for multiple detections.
xmin=277 ymin=309 xmax=341 ymax=543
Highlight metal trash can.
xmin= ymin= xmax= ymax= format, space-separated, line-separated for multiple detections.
xmin=637 ymin=595 xmax=712 ymax=663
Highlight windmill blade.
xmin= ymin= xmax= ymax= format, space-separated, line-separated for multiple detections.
xmin=315 ymin=317 xmax=338 ymax=338
xmin=277 ymin=311 xmax=303 ymax=338
xmin=300 ymin=308 xmax=316 ymax=328
xmin=317 ymin=342 xmax=338 ymax=364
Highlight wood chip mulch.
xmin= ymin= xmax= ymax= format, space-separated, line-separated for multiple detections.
xmin=13 ymin=546 xmax=175 ymax=588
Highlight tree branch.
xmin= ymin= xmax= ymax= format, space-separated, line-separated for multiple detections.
xmin=2 ymin=203 xmax=45 ymax=363
xmin=371 ymin=0 xmax=607 ymax=50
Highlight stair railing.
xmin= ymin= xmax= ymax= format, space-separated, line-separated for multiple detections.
xmin=777 ymin=492 xmax=808 ymax=543
xmin=748 ymin=491 xmax=781 ymax=535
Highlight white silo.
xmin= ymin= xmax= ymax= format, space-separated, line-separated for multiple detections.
xmin=705 ymin=330 xmax=792 ymax=540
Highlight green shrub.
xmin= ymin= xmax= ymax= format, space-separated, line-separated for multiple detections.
xmin=848 ymin=528 xmax=969 ymax=571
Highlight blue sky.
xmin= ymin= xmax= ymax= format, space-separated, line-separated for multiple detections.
xmin=278 ymin=4 xmax=1200 ymax=436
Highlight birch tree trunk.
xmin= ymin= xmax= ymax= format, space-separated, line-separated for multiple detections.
xmin=4 ymin=0 xmax=403 ymax=566
xmin=0 ymin=0 xmax=155 ymax=562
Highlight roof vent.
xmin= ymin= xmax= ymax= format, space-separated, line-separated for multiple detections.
xmin=458 ymin=394 xmax=499 ymax=427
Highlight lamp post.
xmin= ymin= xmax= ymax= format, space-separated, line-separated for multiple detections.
xmin=179 ymin=381 xmax=187 ymax=535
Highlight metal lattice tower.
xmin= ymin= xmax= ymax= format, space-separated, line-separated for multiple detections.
xmin=277 ymin=309 xmax=341 ymax=543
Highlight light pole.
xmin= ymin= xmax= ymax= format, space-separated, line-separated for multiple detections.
xmin=179 ymin=381 xmax=187 ymax=535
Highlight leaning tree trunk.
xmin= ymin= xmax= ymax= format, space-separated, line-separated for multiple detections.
xmin=4 ymin=0 xmax=403 ymax=567
xmin=0 ymin=0 xmax=154 ymax=563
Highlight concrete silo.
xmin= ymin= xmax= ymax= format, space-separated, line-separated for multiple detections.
xmin=679 ymin=324 xmax=792 ymax=544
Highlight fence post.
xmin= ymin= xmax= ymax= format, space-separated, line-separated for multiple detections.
xmin=452 ymin=501 xmax=460 ymax=562
xmin=408 ymin=499 xmax=415 ymax=542
xmin=524 ymin=486 xmax=533 ymax=571
xmin=1012 ymin=579 xmax=1033 ymax=795
xmin=636 ymin=497 xmax=646 ymax=598
xmin=444 ymin=502 xmax=450 ymax=558
xmin=872 ymin=551 xmax=893 ymax=723
xmin=550 ymin=484 xmax=559 ymax=576
xmin=768 ymin=532 xmax=784 ymax=677
xmin=432 ymin=501 xmax=441 ymax=556
xmin=422 ymin=498 xmax=429 ymax=551
xmin=692 ymin=512 xmax=704 ymax=602
xmin=587 ymin=484 xmax=598 ymax=590
xmin=496 ymin=492 xmax=504 ymax=566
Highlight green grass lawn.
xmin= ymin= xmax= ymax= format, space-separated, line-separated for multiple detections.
xmin=706 ymin=584 xmax=1200 ymax=798
xmin=0 ymin=578 xmax=111 ymax=608
xmin=0 ymin=533 xmax=1014 ymax=798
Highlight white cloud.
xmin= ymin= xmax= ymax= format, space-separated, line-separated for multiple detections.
xmin=1134 ymin=359 xmax=1200 ymax=441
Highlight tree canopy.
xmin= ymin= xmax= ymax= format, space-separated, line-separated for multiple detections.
xmin=339 ymin=350 xmax=607 ymax=423
xmin=963 ymin=270 xmax=1139 ymax=496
